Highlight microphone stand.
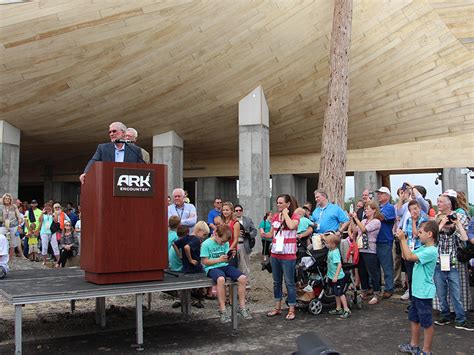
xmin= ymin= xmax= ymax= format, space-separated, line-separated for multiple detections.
xmin=116 ymin=140 xmax=147 ymax=164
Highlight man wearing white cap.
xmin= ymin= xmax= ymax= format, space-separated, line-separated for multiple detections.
xmin=375 ymin=186 xmax=396 ymax=298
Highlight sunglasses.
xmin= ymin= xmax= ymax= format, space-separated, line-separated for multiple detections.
xmin=235 ymin=209 xmax=242 ymax=212
xmin=108 ymin=130 xmax=118 ymax=134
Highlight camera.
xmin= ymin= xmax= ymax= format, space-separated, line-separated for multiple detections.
xmin=447 ymin=213 xmax=457 ymax=222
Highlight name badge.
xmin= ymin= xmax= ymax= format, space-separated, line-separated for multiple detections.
xmin=275 ymin=235 xmax=284 ymax=252
xmin=440 ymin=254 xmax=450 ymax=271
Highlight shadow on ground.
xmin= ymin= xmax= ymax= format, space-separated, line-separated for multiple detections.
xmin=1 ymin=297 xmax=473 ymax=354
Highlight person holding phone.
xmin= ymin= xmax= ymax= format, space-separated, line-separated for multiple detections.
xmin=201 ymin=225 xmax=252 ymax=324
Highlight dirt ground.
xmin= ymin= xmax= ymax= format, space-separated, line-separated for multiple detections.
xmin=0 ymin=252 xmax=276 ymax=344
xmin=1 ymin=253 xmax=473 ymax=354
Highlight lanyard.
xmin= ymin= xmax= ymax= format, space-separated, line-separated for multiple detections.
xmin=175 ymin=205 xmax=185 ymax=220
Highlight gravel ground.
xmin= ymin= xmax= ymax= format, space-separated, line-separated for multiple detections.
xmin=0 ymin=253 xmax=276 ymax=345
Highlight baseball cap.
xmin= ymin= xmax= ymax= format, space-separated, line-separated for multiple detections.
xmin=443 ymin=189 xmax=457 ymax=198
xmin=375 ymin=187 xmax=391 ymax=195
xmin=31 ymin=199 xmax=38 ymax=204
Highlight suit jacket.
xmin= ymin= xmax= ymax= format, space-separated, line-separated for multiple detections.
xmin=240 ymin=216 xmax=257 ymax=253
xmin=84 ymin=142 xmax=144 ymax=173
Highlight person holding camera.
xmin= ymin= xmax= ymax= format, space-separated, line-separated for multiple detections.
xmin=433 ymin=194 xmax=473 ymax=331
xmin=349 ymin=200 xmax=382 ymax=304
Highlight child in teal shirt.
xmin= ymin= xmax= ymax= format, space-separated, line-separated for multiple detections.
xmin=201 ymin=225 xmax=252 ymax=324
xmin=167 ymin=216 xmax=182 ymax=272
xmin=396 ymin=220 xmax=439 ymax=355
xmin=325 ymin=233 xmax=350 ymax=319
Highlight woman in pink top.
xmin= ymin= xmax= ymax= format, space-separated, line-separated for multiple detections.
xmin=267 ymin=194 xmax=300 ymax=320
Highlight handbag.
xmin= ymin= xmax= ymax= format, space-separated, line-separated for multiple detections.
xmin=50 ymin=221 xmax=60 ymax=234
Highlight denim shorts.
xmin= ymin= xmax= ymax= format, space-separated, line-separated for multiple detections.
xmin=408 ymin=297 xmax=433 ymax=328
xmin=207 ymin=265 xmax=243 ymax=283
xmin=330 ymin=278 xmax=345 ymax=297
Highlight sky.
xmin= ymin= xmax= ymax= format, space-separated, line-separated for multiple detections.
xmin=345 ymin=172 xmax=474 ymax=205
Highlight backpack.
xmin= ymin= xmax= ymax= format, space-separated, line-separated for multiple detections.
xmin=239 ymin=222 xmax=256 ymax=249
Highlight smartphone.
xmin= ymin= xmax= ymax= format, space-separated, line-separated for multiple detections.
xmin=401 ymin=182 xmax=408 ymax=191
xmin=226 ymin=250 xmax=233 ymax=258
xmin=349 ymin=204 xmax=354 ymax=213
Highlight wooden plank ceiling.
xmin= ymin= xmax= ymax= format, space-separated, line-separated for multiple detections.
xmin=0 ymin=0 xmax=473 ymax=167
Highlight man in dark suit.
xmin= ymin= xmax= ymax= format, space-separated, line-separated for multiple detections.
xmin=79 ymin=122 xmax=144 ymax=184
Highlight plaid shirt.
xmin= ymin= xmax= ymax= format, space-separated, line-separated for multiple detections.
xmin=403 ymin=215 xmax=428 ymax=249
xmin=437 ymin=227 xmax=462 ymax=265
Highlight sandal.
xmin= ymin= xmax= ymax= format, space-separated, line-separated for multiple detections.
xmin=267 ymin=308 xmax=282 ymax=317
xmin=368 ymin=296 xmax=379 ymax=305
xmin=286 ymin=310 xmax=296 ymax=321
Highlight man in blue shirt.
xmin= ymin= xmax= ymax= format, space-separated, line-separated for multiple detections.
xmin=312 ymin=189 xmax=350 ymax=234
xmin=375 ymin=186 xmax=396 ymax=298
xmin=168 ymin=188 xmax=197 ymax=233
xmin=207 ymin=198 xmax=222 ymax=234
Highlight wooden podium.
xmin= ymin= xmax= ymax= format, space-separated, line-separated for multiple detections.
xmin=80 ymin=162 xmax=168 ymax=284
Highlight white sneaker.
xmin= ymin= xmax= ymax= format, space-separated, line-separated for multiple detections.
xmin=400 ymin=289 xmax=410 ymax=301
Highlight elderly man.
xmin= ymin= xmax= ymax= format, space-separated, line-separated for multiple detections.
xmin=168 ymin=188 xmax=197 ymax=232
xmin=375 ymin=186 xmax=396 ymax=299
xmin=124 ymin=127 xmax=151 ymax=164
xmin=79 ymin=122 xmax=144 ymax=184
xmin=234 ymin=204 xmax=257 ymax=279
xmin=311 ymin=189 xmax=350 ymax=234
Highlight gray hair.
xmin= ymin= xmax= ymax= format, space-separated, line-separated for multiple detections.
xmin=172 ymin=188 xmax=185 ymax=197
xmin=314 ymin=189 xmax=328 ymax=199
xmin=109 ymin=122 xmax=127 ymax=133
xmin=126 ymin=128 xmax=138 ymax=140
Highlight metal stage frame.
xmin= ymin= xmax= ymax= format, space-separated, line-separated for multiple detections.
xmin=0 ymin=268 xmax=238 ymax=355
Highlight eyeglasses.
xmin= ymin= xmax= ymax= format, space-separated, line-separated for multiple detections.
xmin=108 ymin=130 xmax=118 ymax=134
xmin=54 ymin=207 xmax=61 ymax=210
xmin=215 ymin=201 xmax=222 ymax=204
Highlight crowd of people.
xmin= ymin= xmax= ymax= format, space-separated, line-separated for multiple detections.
xmin=165 ymin=183 xmax=473 ymax=354
xmin=1 ymin=179 xmax=473 ymax=354
xmin=0 ymin=195 xmax=81 ymax=275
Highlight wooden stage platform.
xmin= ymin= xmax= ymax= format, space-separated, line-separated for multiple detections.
xmin=0 ymin=268 xmax=238 ymax=355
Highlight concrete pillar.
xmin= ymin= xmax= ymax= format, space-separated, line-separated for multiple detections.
xmin=196 ymin=177 xmax=237 ymax=221
xmin=153 ymin=131 xmax=183 ymax=198
xmin=238 ymin=86 xmax=270 ymax=247
xmin=442 ymin=168 xmax=468 ymax=195
xmin=272 ymin=174 xmax=307 ymax=207
xmin=0 ymin=121 xmax=20 ymax=199
xmin=354 ymin=171 xmax=381 ymax=201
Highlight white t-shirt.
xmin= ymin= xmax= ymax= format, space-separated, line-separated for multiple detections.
xmin=0 ymin=233 xmax=9 ymax=273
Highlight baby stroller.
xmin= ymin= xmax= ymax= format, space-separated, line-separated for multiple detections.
xmin=294 ymin=237 xmax=362 ymax=315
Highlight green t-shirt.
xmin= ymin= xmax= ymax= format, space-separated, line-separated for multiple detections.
xmin=412 ymin=245 xmax=438 ymax=299
xmin=327 ymin=248 xmax=345 ymax=280
xmin=200 ymin=237 xmax=229 ymax=274
xmin=297 ymin=216 xmax=314 ymax=235
xmin=258 ymin=219 xmax=272 ymax=240
xmin=168 ymin=231 xmax=182 ymax=272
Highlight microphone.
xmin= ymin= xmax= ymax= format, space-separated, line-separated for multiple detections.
xmin=114 ymin=139 xmax=147 ymax=164
xmin=114 ymin=139 xmax=133 ymax=144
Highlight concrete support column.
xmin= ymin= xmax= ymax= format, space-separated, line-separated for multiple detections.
xmin=238 ymin=86 xmax=270 ymax=246
xmin=442 ymin=168 xmax=468 ymax=195
xmin=272 ymin=174 xmax=307 ymax=207
xmin=196 ymin=177 xmax=237 ymax=221
xmin=153 ymin=131 xmax=183 ymax=198
xmin=0 ymin=121 xmax=20 ymax=199
xmin=354 ymin=171 xmax=381 ymax=201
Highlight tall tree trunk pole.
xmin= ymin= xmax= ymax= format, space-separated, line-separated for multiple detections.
xmin=318 ymin=0 xmax=353 ymax=206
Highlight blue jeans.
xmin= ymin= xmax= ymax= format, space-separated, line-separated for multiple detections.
xmin=376 ymin=242 xmax=394 ymax=292
xmin=433 ymin=264 xmax=466 ymax=323
xmin=271 ymin=257 xmax=296 ymax=306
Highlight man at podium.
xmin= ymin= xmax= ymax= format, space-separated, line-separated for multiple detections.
xmin=79 ymin=122 xmax=145 ymax=184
